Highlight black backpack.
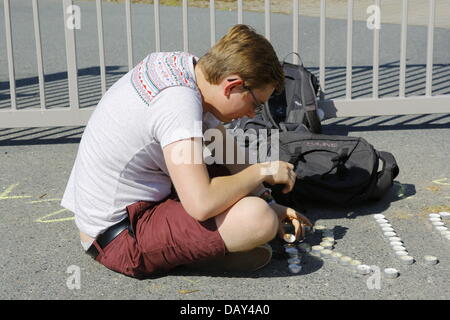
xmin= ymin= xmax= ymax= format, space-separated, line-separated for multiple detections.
xmin=267 ymin=129 xmax=400 ymax=207
xmin=226 ymin=120 xmax=399 ymax=207
xmin=263 ymin=52 xmax=323 ymax=134
xmin=229 ymin=121 xmax=399 ymax=208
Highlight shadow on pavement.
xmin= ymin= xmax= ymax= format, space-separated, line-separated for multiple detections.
xmin=164 ymin=253 xmax=324 ymax=280
xmin=290 ymin=181 xmax=417 ymax=222
xmin=0 ymin=113 xmax=448 ymax=146
xmin=322 ymin=113 xmax=450 ymax=136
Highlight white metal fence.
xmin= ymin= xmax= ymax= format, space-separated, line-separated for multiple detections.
xmin=1 ymin=0 xmax=449 ymax=128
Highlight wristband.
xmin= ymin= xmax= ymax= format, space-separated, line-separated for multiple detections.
xmin=259 ymin=188 xmax=275 ymax=204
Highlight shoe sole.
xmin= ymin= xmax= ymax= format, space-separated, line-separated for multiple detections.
xmin=185 ymin=244 xmax=272 ymax=272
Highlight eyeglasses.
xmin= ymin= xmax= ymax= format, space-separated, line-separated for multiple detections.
xmin=243 ymin=85 xmax=265 ymax=114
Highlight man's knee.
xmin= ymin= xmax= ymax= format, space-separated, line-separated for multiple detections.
xmin=238 ymin=197 xmax=278 ymax=243
xmin=216 ymin=196 xmax=279 ymax=252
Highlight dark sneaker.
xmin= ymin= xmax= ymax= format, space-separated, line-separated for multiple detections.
xmin=185 ymin=244 xmax=272 ymax=272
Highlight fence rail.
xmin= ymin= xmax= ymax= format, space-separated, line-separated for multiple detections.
xmin=1 ymin=0 xmax=449 ymax=128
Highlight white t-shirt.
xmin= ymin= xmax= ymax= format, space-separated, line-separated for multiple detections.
xmin=61 ymin=52 xmax=221 ymax=239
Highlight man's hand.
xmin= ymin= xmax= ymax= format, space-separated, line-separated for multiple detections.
xmin=260 ymin=161 xmax=297 ymax=194
xmin=269 ymin=202 xmax=313 ymax=241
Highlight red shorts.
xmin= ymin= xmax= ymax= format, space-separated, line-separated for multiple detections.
xmin=93 ymin=165 xmax=230 ymax=279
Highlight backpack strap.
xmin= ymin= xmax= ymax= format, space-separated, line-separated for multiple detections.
xmin=321 ymin=148 xmax=349 ymax=180
xmin=371 ymin=151 xmax=400 ymax=200
xmin=262 ymin=101 xmax=282 ymax=131
xmin=299 ymin=65 xmax=322 ymax=134
xmin=287 ymin=146 xmax=303 ymax=168
xmin=282 ymin=52 xmax=304 ymax=66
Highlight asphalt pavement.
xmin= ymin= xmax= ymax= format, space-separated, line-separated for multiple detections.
xmin=0 ymin=0 xmax=449 ymax=301
xmin=0 ymin=114 xmax=449 ymax=300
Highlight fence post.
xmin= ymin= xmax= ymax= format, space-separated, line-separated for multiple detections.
xmin=154 ymin=0 xmax=161 ymax=52
xmin=62 ymin=0 xmax=80 ymax=110
xmin=265 ymin=0 xmax=270 ymax=41
xmin=372 ymin=0 xmax=380 ymax=99
xmin=183 ymin=0 xmax=189 ymax=52
xmin=32 ymin=0 xmax=46 ymax=110
xmin=319 ymin=0 xmax=326 ymax=98
xmin=125 ymin=0 xmax=134 ymax=70
xmin=96 ymin=0 xmax=106 ymax=95
xmin=399 ymin=0 xmax=408 ymax=98
xmin=3 ymin=0 xmax=16 ymax=110
xmin=426 ymin=0 xmax=436 ymax=97
xmin=292 ymin=0 xmax=299 ymax=64
xmin=345 ymin=0 xmax=353 ymax=100
xmin=210 ymin=0 xmax=215 ymax=46
xmin=237 ymin=0 xmax=243 ymax=24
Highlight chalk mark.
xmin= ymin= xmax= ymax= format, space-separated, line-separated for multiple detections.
xmin=30 ymin=198 xmax=62 ymax=204
xmin=178 ymin=289 xmax=200 ymax=294
xmin=35 ymin=208 xmax=74 ymax=223
xmin=0 ymin=183 xmax=32 ymax=200
xmin=432 ymin=178 xmax=450 ymax=186
xmin=180 ymin=277 xmax=199 ymax=284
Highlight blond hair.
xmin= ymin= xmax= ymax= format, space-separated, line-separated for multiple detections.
xmin=198 ymin=24 xmax=284 ymax=93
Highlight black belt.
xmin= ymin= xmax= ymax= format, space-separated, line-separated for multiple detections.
xmin=86 ymin=217 xmax=130 ymax=259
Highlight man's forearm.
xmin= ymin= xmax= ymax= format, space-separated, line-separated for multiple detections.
xmin=225 ymin=162 xmax=267 ymax=196
xmin=209 ymin=124 xmax=267 ymax=196
xmin=224 ymin=127 xmax=266 ymax=196
xmin=200 ymin=164 xmax=266 ymax=220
